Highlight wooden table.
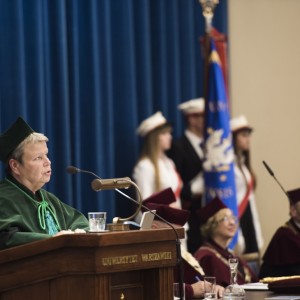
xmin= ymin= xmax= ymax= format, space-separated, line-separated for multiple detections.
xmin=0 ymin=228 xmax=185 ymax=300
xmin=246 ymin=290 xmax=273 ymax=299
xmin=246 ymin=290 xmax=300 ymax=299
xmin=195 ymin=290 xmax=300 ymax=299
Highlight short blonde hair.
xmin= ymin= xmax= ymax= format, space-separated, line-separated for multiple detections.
xmin=10 ymin=132 xmax=48 ymax=163
xmin=200 ymin=208 xmax=229 ymax=239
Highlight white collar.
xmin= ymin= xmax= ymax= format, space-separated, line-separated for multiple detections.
xmin=184 ymin=129 xmax=204 ymax=158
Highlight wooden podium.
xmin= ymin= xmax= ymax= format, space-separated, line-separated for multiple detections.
xmin=0 ymin=227 xmax=184 ymax=300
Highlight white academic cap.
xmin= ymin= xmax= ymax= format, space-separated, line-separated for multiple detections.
xmin=230 ymin=115 xmax=253 ymax=132
xmin=178 ymin=98 xmax=205 ymax=115
xmin=136 ymin=111 xmax=168 ymax=137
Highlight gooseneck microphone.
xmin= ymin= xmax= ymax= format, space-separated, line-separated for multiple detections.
xmin=66 ymin=164 xmax=183 ymax=237
xmin=67 ymin=166 xmax=132 ymax=191
xmin=66 ymin=165 xmax=185 ymax=300
xmin=91 ymin=178 xmax=131 ymax=191
xmin=262 ymin=160 xmax=290 ymax=199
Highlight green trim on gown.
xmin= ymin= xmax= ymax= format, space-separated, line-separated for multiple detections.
xmin=0 ymin=178 xmax=89 ymax=249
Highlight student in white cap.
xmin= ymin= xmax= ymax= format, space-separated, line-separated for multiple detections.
xmin=167 ymin=98 xmax=205 ymax=254
xmin=133 ymin=111 xmax=183 ymax=222
xmin=230 ymin=115 xmax=263 ymax=274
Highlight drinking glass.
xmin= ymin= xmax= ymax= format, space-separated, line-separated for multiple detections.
xmin=173 ymin=282 xmax=185 ymax=300
xmin=88 ymin=212 xmax=107 ymax=232
xmin=204 ymin=276 xmax=216 ymax=299
xmin=223 ymin=257 xmax=245 ymax=299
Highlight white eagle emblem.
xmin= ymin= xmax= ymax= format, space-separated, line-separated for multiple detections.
xmin=203 ymin=128 xmax=234 ymax=172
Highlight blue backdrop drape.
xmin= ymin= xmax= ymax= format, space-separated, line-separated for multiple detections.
xmin=0 ymin=0 xmax=227 ymax=223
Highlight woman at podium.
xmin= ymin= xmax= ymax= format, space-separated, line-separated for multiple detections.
xmin=0 ymin=117 xmax=89 ymax=249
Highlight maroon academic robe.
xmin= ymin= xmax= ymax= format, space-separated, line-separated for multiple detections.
xmin=259 ymin=219 xmax=300 ymax=278
xmin=174 ymin=257 xmax=203 ymax=299
xmin=194 ymin=239 xmax=257 ymax=287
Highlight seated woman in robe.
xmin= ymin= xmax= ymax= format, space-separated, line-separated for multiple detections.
xmin=194 ymin=197 xmax=258 ymax=287
xmin=144 ymin=188 xmax=224 ymax=299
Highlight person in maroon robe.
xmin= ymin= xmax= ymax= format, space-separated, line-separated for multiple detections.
xmin=194 ymin=197 xmax=258 ymax=287
xmin=259 ymin=187 xmax=300 ymax=279
xmin=144 ymin=188 xmax=224 ymax=299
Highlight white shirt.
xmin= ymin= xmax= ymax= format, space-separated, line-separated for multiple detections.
xmin=133 ymin=155 xmax=188 ymax=249
xmin=184 ymin=130 xmax=204 ymax=195
xmin=133 ymin=154 xmax=182 ymax=207
xmin=234 ymin=159 xmax=264 ymax=254
xmin=184 ymin=129 xmax=204 ymax=159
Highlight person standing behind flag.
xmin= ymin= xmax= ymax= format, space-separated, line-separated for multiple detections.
xmin=230 ymin=115 xmax=264 ymax=272
xmin=167 ymin=98 xmax=205 ymax=254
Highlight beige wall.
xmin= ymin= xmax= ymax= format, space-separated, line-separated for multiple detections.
xmin=228 ymin=0 xmax=300 ymax=255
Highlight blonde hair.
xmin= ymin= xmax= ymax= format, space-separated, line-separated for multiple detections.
xmin=200 ymin=208 xmax=229 ymax=239
xmin=138 ymin=124 xmax=171 ymax=192
xmin=10 ymin=132 xmax=48 ymax=163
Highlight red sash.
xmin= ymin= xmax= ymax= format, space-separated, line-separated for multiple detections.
xmin=174 ymin=170 xmax=183 ymax=200
xmin=238 ymin=177 xmax=254 ymax=218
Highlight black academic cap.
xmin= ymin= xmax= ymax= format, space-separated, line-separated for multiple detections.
xmin=287 ymin=187 xmax=300 ymax=205
xmin=0 ymin=117 xmax=34 ymax=162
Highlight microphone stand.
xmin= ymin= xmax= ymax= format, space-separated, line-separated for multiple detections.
xmin=67 ymin=166 xmax=185 ymax=300
xmin=262 ymin=160 xmax=290 ymax=199
xmin=92 ymin=177 xmax=143 ymax=228
xmin=98 ymin=188 xmax=184 ymax=300
xmin=113 ymin=188 xmax=185 ymax=300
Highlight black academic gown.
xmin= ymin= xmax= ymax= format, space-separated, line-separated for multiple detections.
xmin=259 ymin=219 xmax=300 ymax=278
xmin=167 ymin=134 xmax=204 ymax=253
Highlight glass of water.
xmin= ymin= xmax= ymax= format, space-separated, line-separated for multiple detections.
xmin=223 ymin=257 xmax=246 ymax=299
xmin=204 ymin=276 xmax=216 ymax=299
xmin=173 ymin=282 xmax=185 ymax=300
xmin=88 ymin=212 xmax=107 ymax=232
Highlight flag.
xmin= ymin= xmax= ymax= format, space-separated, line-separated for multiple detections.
xmin=203 ymin=38 xmax=238 ymax=248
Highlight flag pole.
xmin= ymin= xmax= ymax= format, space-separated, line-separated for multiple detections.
xmin=198 ymin=1 xmax=239 ymax=249
xmin=199 ymin=0 xmax=219 ymax=34
xmin=199 ymin=0 xmax=219 ymax=117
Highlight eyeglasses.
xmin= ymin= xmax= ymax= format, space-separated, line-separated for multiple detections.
xmin=216 ymin=215 xmax=239 ymax=224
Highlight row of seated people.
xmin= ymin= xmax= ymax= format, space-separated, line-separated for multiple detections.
xmin=145 ymin=187 xmax=300 ymax=299
xmin=145 ymin=189 xmax=255 ymax=299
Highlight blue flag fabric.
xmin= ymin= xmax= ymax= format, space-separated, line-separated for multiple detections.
xmin=203 ymin=38 xmax=238 ymax=248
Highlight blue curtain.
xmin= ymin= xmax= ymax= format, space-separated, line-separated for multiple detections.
xmin=0 ymin=0 xmax=227 ymax=223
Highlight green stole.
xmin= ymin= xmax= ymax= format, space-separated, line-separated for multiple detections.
xmin=5 ymin=178 xmax=61 ymax=235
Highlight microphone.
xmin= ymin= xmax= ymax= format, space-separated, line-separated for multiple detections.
xmin=262 ymin=160 xmax=290 ymax=199
xmin=66 ymin=165 xmax=101 ymax=179
xmin=262 ymin=160 xmax=274 ymax=177
xmin=67 ymin=165 xmax=141 ymax=221
xmin=66 ymin=165 xmax=185 ymax=300
xmin=91 ymin=178 xmax=131 ymax=191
